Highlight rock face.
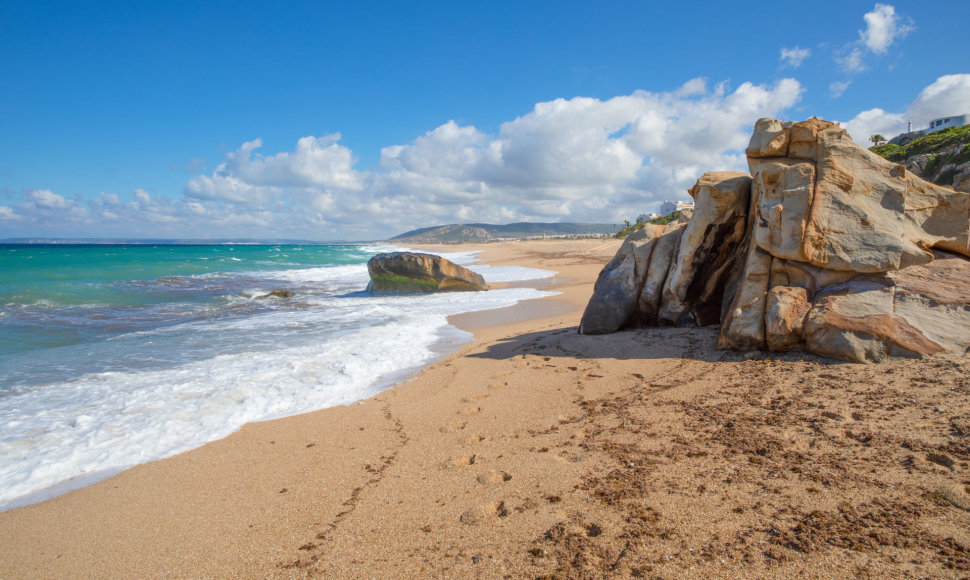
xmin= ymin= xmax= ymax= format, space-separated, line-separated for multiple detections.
xmin=878 ymin=126 xmax=970 ymax=194
xmin=581 ymin=117 xmax=970 ymax=362
xmin=367 ymin=252 xmax=488 ymax=295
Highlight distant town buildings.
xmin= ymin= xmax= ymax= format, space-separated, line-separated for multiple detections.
xmin=927 ymin=114 xmax=969 ymax=134
xmin=658 ymin=200 xmax=695 ymax=216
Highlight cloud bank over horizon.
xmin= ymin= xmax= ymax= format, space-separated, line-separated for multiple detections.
xmin=2 ymin=73 xmax=968 ymax=241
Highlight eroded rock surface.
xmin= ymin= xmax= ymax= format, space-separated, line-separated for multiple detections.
xmin=367 ymin=252 xmax=487 ymax=295
xmin=581 ymin=117 xmax=970 ymax=362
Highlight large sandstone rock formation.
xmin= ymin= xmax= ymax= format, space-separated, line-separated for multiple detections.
xmin=367 ymin=252 xmax=488 ymax=295
xmin=581 ymin=118 xmax=970 ymax=362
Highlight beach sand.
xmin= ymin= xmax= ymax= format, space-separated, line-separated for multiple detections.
xmin=1 ymin=239 xmax=969 ymax=578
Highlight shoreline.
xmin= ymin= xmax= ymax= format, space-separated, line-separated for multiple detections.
xmin=3 ymin=238 xmax=969 ymax=578
xmin=0 ymin=241 xmax=567 ymax=514
xmin=0 ymin=238 xmax=622 ymax=577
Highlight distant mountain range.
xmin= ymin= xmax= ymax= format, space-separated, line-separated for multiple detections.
xmin=388 ymin=222 xmax=615 ymax=243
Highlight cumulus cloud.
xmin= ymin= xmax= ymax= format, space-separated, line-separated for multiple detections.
xmin=829 ymin=80 xmax=852 ymax=98
xmin=184 ymin=135 xmax=364 ymax=204
xmin=180 ymin=77 xmax=802 ymax=234
xmin=905 ymin=74 xmax=970 ymax=128
xmin=6 ymin=189 xmax=91 ymax=231
xmin=861 ymin=4 xmax=912 ymax=53
xmin=835 ymin=46 xmax=866 ymax=75
xmin=27 ymin=189 xmax=73 ymax=209
xmin=835 ymin=3 xmax=913 ymax=76
xmin=843 ymin=74 xmax=970 ymax=144
xmin=6 ymin=78 xmax=805 ymax=240
xmin=780 ymin=47 xmax=811 ymax=69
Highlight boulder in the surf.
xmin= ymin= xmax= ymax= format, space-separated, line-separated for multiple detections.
xmin=257 ymin=289 xmax=295 ymax=299
xmin=366 ymin=252 xmax=488 ymax=295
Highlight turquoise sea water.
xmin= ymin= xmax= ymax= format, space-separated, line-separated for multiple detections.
xmin=0 ymin=243 xmax=556 ymax=510
xmin=0 ymin=244 xmax=374 ymax=357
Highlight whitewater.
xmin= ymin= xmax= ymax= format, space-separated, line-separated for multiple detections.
xmin=0 ymin=243 xmax=557 ymax=510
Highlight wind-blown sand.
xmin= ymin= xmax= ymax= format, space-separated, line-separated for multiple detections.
xmin=1 ymin=239 xmax=969 ymax=578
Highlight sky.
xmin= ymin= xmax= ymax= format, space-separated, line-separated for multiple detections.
xmin=1 ymin=1 xmax=968 ymax=241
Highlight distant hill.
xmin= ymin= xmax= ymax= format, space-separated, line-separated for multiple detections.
xmin=870 ymin=124 xmax=970 ymax=192
xmin=388 ymin=222 xmax=615 ymax=243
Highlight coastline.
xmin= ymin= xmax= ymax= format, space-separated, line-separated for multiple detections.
xmin=0 ymin=239 xmax=619 ymax=577
xmin=2 ymin=238 xmax=969 ymax=578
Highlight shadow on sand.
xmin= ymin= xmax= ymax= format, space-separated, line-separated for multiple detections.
xmin=467 ymin=324 xmax=840 ymax=366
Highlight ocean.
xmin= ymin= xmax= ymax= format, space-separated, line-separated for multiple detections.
xmin=0 ymin=243 xmax=556 ymax=510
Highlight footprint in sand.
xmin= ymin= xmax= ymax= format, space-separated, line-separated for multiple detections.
xmin=461 ymin=406 xmax=482 ymax=415
xmin=476 ymin=470 xmax=512 ymax=485
xmin=461 ymin=394 xmax=489 ymax=403
xmin=556 ymin=450 xmax=587 ymax=464
xmin=441 ymin=454 xmax=478 ymax=469
xmin=439 ymin=421 xmax=466 ymax=433
xmin=461 ymin=434 xmax=486 ymax=445
xmin=459 ymin=501 xmax=510 ymax=525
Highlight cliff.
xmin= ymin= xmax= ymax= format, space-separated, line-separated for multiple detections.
xmin=871 ymin=124 xmax=970 ymax=193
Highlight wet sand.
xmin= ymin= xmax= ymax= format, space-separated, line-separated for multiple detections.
xmin=1 ymin=239 xmax=969 ymax=578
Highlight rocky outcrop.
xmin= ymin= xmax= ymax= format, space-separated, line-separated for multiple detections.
xmin=875 ymin=125 xmax=970 ymax=194
xmin=367 ymin=252 xmax=488 ymax=295
xmin=257 ymin=289 xmax=294 ymax=299
xmin=581 ymin=117 xmax=970 ymax=362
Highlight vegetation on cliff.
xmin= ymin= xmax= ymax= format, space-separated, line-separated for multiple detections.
xmin=615 ymin=211 xmax=682 ymax=239
xmin=870 ymin=125 xmax=970 ymax=188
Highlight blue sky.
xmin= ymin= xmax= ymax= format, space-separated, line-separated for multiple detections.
xmin=1 ymin=1 xmax=968 ymax=241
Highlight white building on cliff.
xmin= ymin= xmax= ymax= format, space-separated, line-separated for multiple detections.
xmin=927 ymin=114 xmax=969 ymax=134
xmin=659 ymin=200 xmax=694 ymax=216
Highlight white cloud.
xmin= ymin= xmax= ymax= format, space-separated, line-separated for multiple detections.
xmin=7 ymin=78 xmax=805 ymax=240
xmin=780 ymin=47 xmax=811 ymax=68
xmin=835 ymin=46 xmax=866 ymax=74
xmin=97 ymin=193 xmax=120 ymax=206
xmin=861 ymin=4 xmax=912 ymax=54
xmin=27 ymin=189 xmax=72 ymax=209
xmin=185 ymin=135 xmax=364 ymax=203
xmin=905 ymin=74 xmax=970 ymax=128
xmin=185 ymin=172 xmax=280 ymax=204
xmin=184 ymin=135 xmax=364 ymax=204
xmin=371 ymin=77 xmax=802 ymax=228
xmin=842 ymin=107 xmax=906 ymax=145
xmin=829 ymin=80 xmax=852 ymax=98
xmin=0 ymin=206 xmax=19 ymax=220
xmin=15 ymin=189 xmax=90 ymax=226
xmin=835 ymin=3 xmax=913 ymax=76
xmin=843 ymin=74 xmax=970 ymax=144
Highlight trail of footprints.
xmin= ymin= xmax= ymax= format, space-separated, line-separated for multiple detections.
xmin=439 ymin=346 xmax=607 ymax=527
xmin=439 ymin=333 xmax=726 ymax=530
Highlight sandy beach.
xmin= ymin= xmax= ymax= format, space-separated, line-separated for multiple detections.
xmin=2 ymin=238 xmax=969 ymax=579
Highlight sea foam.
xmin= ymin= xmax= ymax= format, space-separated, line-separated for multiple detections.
xmin=0 ymin=247 xmax=557 ymax=510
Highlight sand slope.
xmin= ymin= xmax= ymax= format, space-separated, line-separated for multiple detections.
xmin=1 ymin=239 xmax=969 ymax=578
